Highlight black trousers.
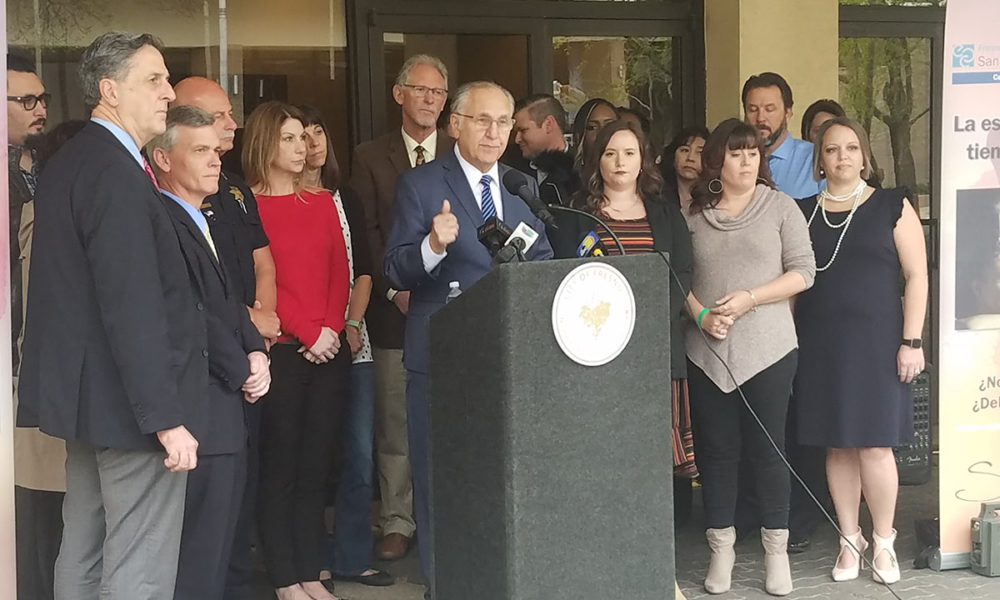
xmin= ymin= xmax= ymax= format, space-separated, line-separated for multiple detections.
xmin=15 ymin=485 xmax=64 ymax=600
xmin=258 ymin=341 xmax=350 ymax=587
xmin=224 ymin=400 xmax=262 ymax=600
xmin=688 ymin=351 xmax=797 ymax=530
xmin=176 ymin=450 xmax=247 ymax=600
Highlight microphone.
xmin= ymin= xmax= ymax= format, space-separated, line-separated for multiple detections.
xmin=494 ymin=222 xmax=540 ymax=265
xmin=500 ymin=169 xmax=626 ymax=255
xmin=477 ymin=216 xmax=513 ymax=257
xmin=501 ymin=170 xmax=558 ymax=229
xmin=575 ymin=231 xmax=606 ymax=257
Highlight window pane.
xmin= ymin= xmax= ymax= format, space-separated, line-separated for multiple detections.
xmin=7 ymin=0 xmax=352 ymax=177
xmin=553 ymin=35 xmax=679 ymax=153
xmin=839 ymin=36 xmax=933 ymax=218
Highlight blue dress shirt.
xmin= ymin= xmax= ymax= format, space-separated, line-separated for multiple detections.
xmin=91 ymin=117 xmax=144 ymax=169
xmin=767 ymin=135 xmax=823 ymax=200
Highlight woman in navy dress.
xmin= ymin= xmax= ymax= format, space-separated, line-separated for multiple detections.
xmin=793 ymin=116 xmax=927 ymax=585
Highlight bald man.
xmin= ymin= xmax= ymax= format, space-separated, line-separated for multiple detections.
xmin=171 ymin=76 xmax=279 ymax=600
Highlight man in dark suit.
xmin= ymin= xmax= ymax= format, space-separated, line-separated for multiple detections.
xmin=384 ymin=81 xmax=553 ymax=598
xmin=351 ymin=54 xmax=453 ymax=561
xmin=147 ymin=105 xmax=271 ymax=600
xmin=17 ymin=32 xmax=203 ymax=599
xmin=171 ymin=75 xmax=280 ymax=599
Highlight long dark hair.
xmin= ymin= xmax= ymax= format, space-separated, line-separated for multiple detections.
xmin=689 ymin=118 xmax=774 ymax=214
xmin=296 ymin=104 xmax=341 ymax=191
xmin=576 ymin=119 xmax=663 ymax=215
xmin=800 ymin=98 xmax=846 ymax=142
xmin=659 ymin=124 xmax=710 ymax=185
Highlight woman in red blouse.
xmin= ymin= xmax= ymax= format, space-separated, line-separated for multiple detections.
xmin=242 ymin=101 xmax=350 ymax=600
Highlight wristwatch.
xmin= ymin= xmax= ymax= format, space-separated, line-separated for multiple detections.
xmin=901 ymin=338 xmax=922 ymax=349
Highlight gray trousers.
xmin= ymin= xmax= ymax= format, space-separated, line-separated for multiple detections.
xmin=55 ymin=440 xmax=187 ymax=600
xmin=373 ymin=347 xmax=415 ymax=537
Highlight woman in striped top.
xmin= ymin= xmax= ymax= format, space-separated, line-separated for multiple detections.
xmin=558 ymin=119 xmax=694 ymax=555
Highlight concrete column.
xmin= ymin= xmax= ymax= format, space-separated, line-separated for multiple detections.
xmin=705 ymin=0 xmax=839 ymax=134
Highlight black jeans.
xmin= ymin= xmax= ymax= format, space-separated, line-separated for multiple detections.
xmin=688 ymin=351 xmax=797 ymax=530
xmin=258 ymin=339 xmax=350 ymax=587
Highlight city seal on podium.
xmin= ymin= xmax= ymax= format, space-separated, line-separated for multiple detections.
xmin=551 ymin=262 xmax=636 ymax=366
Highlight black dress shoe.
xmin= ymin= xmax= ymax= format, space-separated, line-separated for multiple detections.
xmin=333 ymin=569 xmax=394 ymax=586
xmin=787 ymin=536 xmax=811 ymax=553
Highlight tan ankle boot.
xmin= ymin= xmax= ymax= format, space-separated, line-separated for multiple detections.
xmin=761 ymin=528 xmax=793 ymax=596
xmin=704 ymin=527 xmax=736 ymax=594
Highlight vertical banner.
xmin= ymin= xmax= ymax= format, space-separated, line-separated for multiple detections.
xmin=1 ymin=3 xmax=18 ymax=597
xmin=937 ymin=0 xmax=1000 ymax=570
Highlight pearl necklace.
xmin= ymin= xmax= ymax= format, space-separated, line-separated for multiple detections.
xmin=807 ymin=181 xmax=866 ymax=271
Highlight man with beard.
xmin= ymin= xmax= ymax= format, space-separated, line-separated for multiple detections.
xmin=510 ymin=93 xmax=578 ymax=207
xmin=742 ymin=72 xmax=828 ymax=555
xmin=7 ymin=53 xmax=47 ymax=368
xmin=8 ymin=51 xmax=65 ymax=600
xmin=742 ymin=72 xmax=822 ymax=200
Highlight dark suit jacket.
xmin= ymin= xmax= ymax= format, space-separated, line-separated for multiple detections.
xmin=18 ymin=122 xmax=207 ymax=451
xmin=550 ymin=195 xmax=693 ymax=378
xmin=351 ymin=130 xmax=454 ymax=349
xmin=162 ymin=195 xmax=266 ymax=455
xmin=384 ymin=148 xmax=554 ymax=374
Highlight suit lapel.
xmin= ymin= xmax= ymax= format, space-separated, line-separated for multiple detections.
xmin=164 ymin=195 xmax=226 ymax=283
xmin=440 ymin=151 xmax=482 ymax=226
xmin=387 ymin=133 xmax=410 ymax=176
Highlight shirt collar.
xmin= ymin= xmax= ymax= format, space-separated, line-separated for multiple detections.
xmin=91 ymin=117 xmax=144 ymax=168
xmin=454 ymin=144 xmax=501 ymax=193
xmin=161 ymin=188 xmax=210 ymax=232
xmin=768 ymin=132 xmax=796 ymax=161
xmin=401 ymin=127 xmax=438 ymax=163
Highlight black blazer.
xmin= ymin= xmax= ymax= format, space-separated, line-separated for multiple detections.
xmin=162 ymin=195 xmax=266 ymax=455
xmin=18 ymin=122 xmax=208 ymax=451
xmin=550 ymin=195 xmax=693 ymax=378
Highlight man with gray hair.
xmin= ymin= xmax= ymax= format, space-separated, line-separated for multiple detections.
xmin=384 ymin=80 xmax=553 ymax=598
xmin=147 ymin=105 xmax=271 ymax=600
xmin=17 ymin=32 xmax=203 ymax=599
xmin=351 ymin=53 xmax=454 ymax=562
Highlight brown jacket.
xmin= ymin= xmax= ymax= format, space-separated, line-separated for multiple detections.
xmin=13 ymin=200 xmax=67 ymax=492
xmin=349 ymin=129 xmax=453 ymax=349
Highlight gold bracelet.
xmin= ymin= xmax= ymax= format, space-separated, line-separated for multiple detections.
xmin=745 ymin=289 xmax=758 ymax=312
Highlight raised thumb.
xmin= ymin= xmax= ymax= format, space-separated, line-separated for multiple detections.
xmin=441 ymin=199 xmax=451 ymax=214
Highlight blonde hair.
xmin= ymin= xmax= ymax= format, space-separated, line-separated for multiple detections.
xmin=242 ymin=101 xmax=307 ymax=193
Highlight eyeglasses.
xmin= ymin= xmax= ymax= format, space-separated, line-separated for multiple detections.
xmin=453 ymin=112 xmax=514 ymax=132
xmin=400 ymin=84 xmax=448 ymax=99
xmin=7 ymin=93 xmax=51 ymax=111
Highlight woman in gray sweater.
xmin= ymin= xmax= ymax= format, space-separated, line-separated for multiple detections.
xmin=683 ymin=119 xmax=816 ymax=596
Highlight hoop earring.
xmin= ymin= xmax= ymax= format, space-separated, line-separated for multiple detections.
xmin=756 ymin=176 xmax=768 ymax=185
xmin=708 ymin=177 xmax=723 ymax=195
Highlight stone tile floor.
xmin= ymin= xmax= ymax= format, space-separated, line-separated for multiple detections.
xmin=254 ymin=472 xmax=1000 ymax=599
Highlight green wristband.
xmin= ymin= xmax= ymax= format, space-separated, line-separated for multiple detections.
xmin=345 ymin=319 xmax=361 ymax=329
xmin=697 ymin=307 xmax=710 ymax=328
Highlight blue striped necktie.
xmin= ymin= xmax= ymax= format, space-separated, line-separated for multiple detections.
xmin=480 ymin=174 xmax=496 ymax=222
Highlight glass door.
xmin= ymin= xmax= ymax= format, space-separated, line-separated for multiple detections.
xmin=347 ymin=0 xmax=702 ymax=150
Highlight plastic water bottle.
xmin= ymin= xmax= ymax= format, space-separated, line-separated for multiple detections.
xmin=445 ymin=281 xmax=462 ymax=304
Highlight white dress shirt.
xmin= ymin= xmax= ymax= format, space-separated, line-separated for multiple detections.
xmin=420 ymin=146 xmax=504 ymax=272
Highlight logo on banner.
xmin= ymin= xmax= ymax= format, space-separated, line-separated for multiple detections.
xmin=551 ymin=262 xmax=635 ymax=367
xmin=954 ymin=44 xmax=976 ymax=68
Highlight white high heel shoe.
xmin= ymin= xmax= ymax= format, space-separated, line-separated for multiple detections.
xmin=831 ymin=528 xmax=868 ymax=581
xmin=872 ymin=528 xmax=901 ymax=584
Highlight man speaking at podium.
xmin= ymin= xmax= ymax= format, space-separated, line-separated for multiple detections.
xmin=384 ymin=80 xmax=553 ymax=598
